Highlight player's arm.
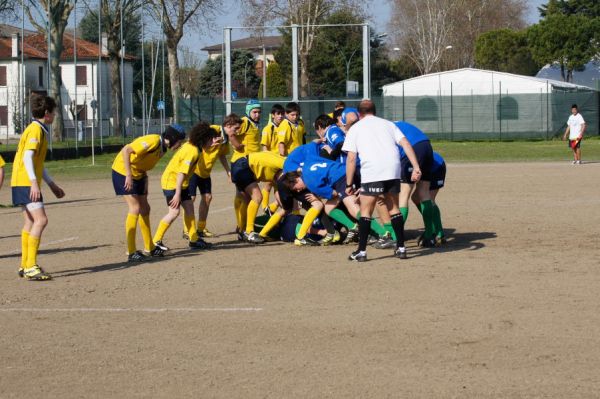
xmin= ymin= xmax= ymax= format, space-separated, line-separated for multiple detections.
xmin=22 ymin=150 xmax=43 ymax=201
xmin=120 ymin=144 xmax=136 ymax=190
xmin=398 ymin=137 xmax=422 ymax=182
xmin=169 ymin=172 xmax=185 ymax=209
xmin=563 ymin=125 xmax=570 ymax=140
xmin=219 ymin=154 xmax=231 ymax=180
xmin=579 ymin=122 xmax=586 ymax=140
xmin=42 ymin=169 xmax=65 ymax=198
xmin=345 ymin=151 xmax=357 ymax=195
xmin=227 ymin=130 xmax=244 ymax=153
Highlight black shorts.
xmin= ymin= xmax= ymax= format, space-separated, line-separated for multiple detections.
xmin=162 ymin=189 xmax=193 ymax=206
xmin=112 ymin=170 xmax=147 ymax=196
xmin=360 ymin=179 xmax=400 ymax=197
xmin=276 ymin=176 xmax=312 ymax=211
xmin=231 ymin=157 xmax=257 ymax=192
xmin=188 ymin=174 xmax=212 ymax=195
xmin=401 ymin=140 xmax=433 ymax=182
xmin=12 ymin=186 xmax=43 ymax=206
xmin=430 ymin=162 xmax=446 ymax=190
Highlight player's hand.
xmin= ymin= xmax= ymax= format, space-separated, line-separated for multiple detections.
xmin=322 ymin=145 xmax=332 ymax=154
xmin=345 ymin=185 xmax=355 ymax=196
xmin=29 ymin=181 xmax=41 ymax=202
xmin=49 ymin=182 xmax=65 ymax=199
xmin=411 ymin=169 xmax=422 ymax=182
xmin=124 ymin=174 xmax=133 ymax=191
xmin=304 ymin=193 xmax=318 ymax=203
xmin=227 ymin=171 xmax=232 ymax=183
xmin=169 ymin=194 xmax=181 ymax=209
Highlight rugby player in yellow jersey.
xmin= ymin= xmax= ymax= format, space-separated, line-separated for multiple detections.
xmin=112 ymin=124 xmax=186 ymax=262
xmin=276 ymin=102 xmax=306 ymax=156
xmin=186 ymin=124 xmax=231 ymax=238
xmin=230 ymin=151 xmax=285 ymax=243
xmin=0 ymin=154 xmax=5 ymax=191
xmin=11 ymin=95 xmax=65 ymax=281
xmin=153 ymin=122 xmax=217 ymax=250
xmin=260 ymin=104 xmax=285 ymax=213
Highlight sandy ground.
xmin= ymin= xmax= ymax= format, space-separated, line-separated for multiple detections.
xmin=0 ymin=161 xmax=599 ymax=398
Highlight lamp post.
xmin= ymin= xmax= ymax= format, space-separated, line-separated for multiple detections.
xmin=344 ymin=49 xmax=359 ymax=97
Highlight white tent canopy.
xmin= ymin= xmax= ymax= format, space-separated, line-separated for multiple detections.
xmin=382 ymin=68 xmax=591 ymax=97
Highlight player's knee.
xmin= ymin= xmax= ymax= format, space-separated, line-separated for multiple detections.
xmin=204 ymin=193 xmax=213 ymax=204
xmin=35 ymin=215 xmax=48 ymax=228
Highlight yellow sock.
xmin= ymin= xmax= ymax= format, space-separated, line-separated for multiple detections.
xmin=125 ymin=213 xmax=139 ymax=255
xmin=25 ymin=235 xmax=41 ymax=268
xmin=153 ymin=220 xmax=171 ymax=243
xmin=297 ymin=207 xmax=320 ymax=239
xmin=184 ymin=215 xmax=199 ymax=242
xmin=245 ymin=200 xmax=260 ymax=233
xmin=268 ymin=201 xmax=279 ymax=213
xmin=234 ymin=195 xmax=244 ymax=231
xmin=259 ymin=212 xmax=282 ymax=237
xmin=21 ymin=230 xmax=30 ymax=268
xmin=138 ymin=215 xmax=154 ymax=252
xmin=197 ymin=220 xmax=207 ymax=232
xmin=260 ymin=189 xmax=270 ymax=209
xmin=182 ymin=209 xmax=188 ymax=234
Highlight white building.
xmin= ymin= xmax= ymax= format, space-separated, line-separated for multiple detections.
xmin=382 ymin=68 xmax=597 ymax=139
xmin=0 ymin=27 xmax=134 ymax=138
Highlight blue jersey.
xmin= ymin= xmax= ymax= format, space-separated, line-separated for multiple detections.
xmin=324 ymin=125 xmax=346 ymax=163
xmin=395 ymin=121 xmax=429 ymax=158
xmin=283 ymin=142 xmax=323 ymax=173
xmin=301 ymin=158 xmax=346 ymax=200
xmin=432 ymin=152 xmax=445 ymax=174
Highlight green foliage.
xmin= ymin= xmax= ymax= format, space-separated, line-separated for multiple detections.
xmin=198 ymin=50 xmax=260 ymax=98
xmin=527 ymin=13 xmax=599 ymax=81
xmin=475 ymin=29 xmax=540 ymax=76
xmin=539 ymin=0 xmax=600 ymax=18
xmin=258 ymin=62 xmax=288 ymax=98
xmin=78 ymin=9 xmax=142 ymax=55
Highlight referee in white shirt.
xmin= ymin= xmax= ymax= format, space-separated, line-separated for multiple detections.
xmin=342 ymin=99 xmax=422 ymax=261
xmin=563 ymin=104 xmax=586 ymax=164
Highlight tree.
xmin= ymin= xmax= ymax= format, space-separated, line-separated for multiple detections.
xmin=197 ymin=50 xmax=259 ymax=98
xmin=26 ymin=0 xmax=75 ymax=140
xmin=179 ymin=48 xmax=203 ymax=98
xmin=146 ymin=0 xmax=218 ymax=122
xmin=78 ymin=1 xmax=142 ymax=136
xmin=197 ymin=57 xmax=221 ymax=97
xmin=241 ymin=0 xmax=339 ymax=97
xmin=258 ymin=62 xmax=288 ymax=98
xmin=539 ymin=0 xmax=600 ymax=18
xmin=0 ymin=0 xmax=15 ymax=18
xmin=475 ymin=29 xmax=540 ymax=76
xmin=527 ymin=13 xmax=599 ymax=81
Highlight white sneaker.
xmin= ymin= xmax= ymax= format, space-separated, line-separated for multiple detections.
xmin=572 ymin=160 xmax=577 ymax=164
xmin=577 ymin=160 xmax=583 ymax=164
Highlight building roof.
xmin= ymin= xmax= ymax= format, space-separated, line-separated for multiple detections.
xmin=201 ymin=35 xmax=282 ymax=53
xmin=536 ymin=61 xmax=600 ymax=89
xmin=0 ymin=24 xmax=37 ymax=37
xmin=0 ymin=31 xmax=135 ymax=61
xmin=382 ymin=68 xmax=592 ymax=96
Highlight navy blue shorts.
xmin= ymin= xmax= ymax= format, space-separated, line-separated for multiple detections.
xmin=112 ymin=170 xmax=147 ymax=196
xmin=12 ymin=186 xmax=43 ymax=206
xmin=332 ymin=176 xmax=350 ymax=199
xmin=231 ymin=157 xmax=257 ymax=192
xmin=360 ymin=179 xmax=400 ymax=197
xmin=401 ymin=140 xmax=433 ymax=182
xmin=430 ymin=162 xmax=446 ymax=190
xmin=188 ymin=174 xmax=212 ymax=196
xmin=163 ymin=189 xmax=193 ymax=206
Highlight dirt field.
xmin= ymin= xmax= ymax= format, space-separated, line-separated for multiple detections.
xmin=1 ymin=161 xmax=599 ymax=398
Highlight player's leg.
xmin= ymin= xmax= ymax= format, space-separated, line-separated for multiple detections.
xmin=348 ymin=193 xmax=377 ymax=261
xmin=244 ymin=182 xmax=264 ymax=243
xmin=22 ymin=204 xmax=51 ymax=280
xmin=198 ymin=192 xmax=213 ymax=235
xmin=399 ymin=182 xmax=414 ymax=222
xmin=152 ymin=193 xmax=182 ymax=250
xmin=294 ymin=198 xmax=323 ymax=246
xmin=430 ymin=188 xmax=446 ymax=243
xmin=123 ymin=194 xmax=143 ymax=259
xmin=182 ymin=198 xmax=211 ymax=249
xmin=260 ymin=181 xmax=272 ymax=212
xmin=137 ymin=194 xmax=164 ymax=257
xmin=18 ymin=208 xmax=34 ymax=277
xmin=382 ymin=186 xmax=407 ymax=258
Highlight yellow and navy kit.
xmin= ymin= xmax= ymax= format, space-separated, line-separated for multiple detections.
xmin=260 ymin=122 xmax=280 ymax=153
xmin=11 ymin=121 xmax=48 ymax=187
xmin=194 ymin=130 xmax=230 ymax=179
xmin=248 ymin=152 xmax=285 ymax=182
xmin=112 ymin=134 xmax=163 ymax=179
xmin=276 ymin=118 xmax=305 ymax=154
xmin=0 ymin=154 xmax=5 ymax=168
xmin=161 ymin=142 xmax=200 ymax=190
xmin=230 ymin=116 xmax=261 ymax=163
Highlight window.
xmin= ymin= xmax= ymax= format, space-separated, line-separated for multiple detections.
xmin=0 ymin=106 xmax=7 ymax=126
xmin=0 ymin=66 xmax=6 ymax=87
xmin=38 ymin=66 xmax=44 ymax=87
xmin=416 ymin=97 xmax=438 ymax=121
xmin=76 ymin=65 xmax=87 ymax=86
xmin=497 ymin=96 xmax=519 ymax=120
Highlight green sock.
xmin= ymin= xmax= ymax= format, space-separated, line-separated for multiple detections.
xmin=370 ymin=219 xmax=387 ymax=237
xmin=329 ymin=208 xmax=357 ymax=230
xmin=420 ymin=200 xmax=435 ymax=239
xmin=384 ymin=222 xmax=396 ymax=240
xmin=432 ymin=204 xmax=444 ymax=237
xmin=400 ymin=207 xmax=409 ymax=222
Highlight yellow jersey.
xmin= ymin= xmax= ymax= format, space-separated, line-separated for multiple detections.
xmin=112 ymin=134 xmax=163 ymax=179
xmin=161 ymin=142 xmax=200 ymax=190
xmin=11 ymin=121 xmax=48 ymax=187
xmin=260 ymin=122 xmax=280 ymax=153
xmin=276 ymin=118 xmax=305 ymax=155
xmin=248 ymin=152 xmax=285 ymax=182
xmin=194 ymin=138 xmax=230 ymax=179
xmin=0 ymin=154 xmax=5 ymax=168
xmin=230 ymin=116 xmax=261 ymax=163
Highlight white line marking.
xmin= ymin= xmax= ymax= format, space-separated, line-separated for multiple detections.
xmin=211 ymin=206 xmax=234 ymax=214
xmin=42 ymin=236 xmax=79 ymax=247
xmin=0 ymin=307 xmax=263 ymax=313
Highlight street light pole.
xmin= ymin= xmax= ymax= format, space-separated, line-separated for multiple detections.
xmin=344 ymin=49 xmax=358 ymax=97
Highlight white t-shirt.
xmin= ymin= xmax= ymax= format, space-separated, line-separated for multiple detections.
xmin=567 ymin=113 xmax=585 ymax=140
xmin=342 ymin=115 xmax=404 ymax=183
